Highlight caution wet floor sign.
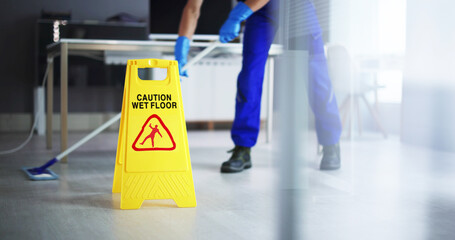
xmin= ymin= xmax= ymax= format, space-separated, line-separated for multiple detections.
xmin=112 ymin=59 xmax=196 ymax=209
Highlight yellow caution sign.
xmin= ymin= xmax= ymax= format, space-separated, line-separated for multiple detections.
xmin=112 ymin=59 xmax=196 ymax=209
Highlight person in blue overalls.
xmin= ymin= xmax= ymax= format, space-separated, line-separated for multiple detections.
xmin=175 ymin=0 xmax=342 ymax=172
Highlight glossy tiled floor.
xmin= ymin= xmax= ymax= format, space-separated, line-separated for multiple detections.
xmin=1 ymin=130 xmax=454 ymax=239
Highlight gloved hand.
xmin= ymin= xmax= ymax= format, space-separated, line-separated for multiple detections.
xmin=219 ymin=2 xmax=253 ymax=43
xmin=175 ymin=36 xmax=190 ymax=77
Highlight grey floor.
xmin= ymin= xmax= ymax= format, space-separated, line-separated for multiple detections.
xmin=1 ymin=130 xmax=455 ymax=239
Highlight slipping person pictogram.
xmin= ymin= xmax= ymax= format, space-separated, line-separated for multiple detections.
xmin=140 ymin=124 xmax=163 ymax=147
xmin=132 ymin=114 xmax=176 ymax=151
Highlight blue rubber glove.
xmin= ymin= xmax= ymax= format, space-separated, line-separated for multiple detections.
xmin=219 ymin=2 xmax=253 ymax=43
xmin=175 ymin=36 xmax=190 ymax=77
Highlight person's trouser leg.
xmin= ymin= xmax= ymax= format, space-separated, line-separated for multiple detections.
xmin=308 ymin=45 xmax=342 ymax=145
xmin=231 ymin=3 xmax=277 ymax=147
xmin=304 ymin=1 xmax=342 ymax=146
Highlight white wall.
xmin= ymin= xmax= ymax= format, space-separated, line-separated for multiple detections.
xmin=401 ymin=0 xmax=455 ymax=152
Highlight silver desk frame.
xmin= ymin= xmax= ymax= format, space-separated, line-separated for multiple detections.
xmin=46 ymin=39 xmax=282 ymax=162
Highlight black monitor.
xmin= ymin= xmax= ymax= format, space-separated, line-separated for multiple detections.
xmin=149 ymin=0 xmax=232 ymax=35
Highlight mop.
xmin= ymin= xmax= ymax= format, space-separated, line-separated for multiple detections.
xmin=22 ymin=41 xmax=220 ymax=180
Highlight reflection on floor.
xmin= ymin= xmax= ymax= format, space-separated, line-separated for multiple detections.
xmin=0 ymin=130 xmax=454 ymax=239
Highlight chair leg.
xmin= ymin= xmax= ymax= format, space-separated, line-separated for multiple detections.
xmin=340 ymin=95 xmax=351 ymax=131
xmin=339 ymin=95 xmax=350 ymax=113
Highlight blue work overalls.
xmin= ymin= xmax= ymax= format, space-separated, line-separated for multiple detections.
xmin=231 ymin=0 xmax=342 ymax=147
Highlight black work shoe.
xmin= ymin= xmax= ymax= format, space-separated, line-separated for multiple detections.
xmin=221 ymin=146 xmax=252 ymax=173
xmin=320 ymin=143 xmax=341 ymax=170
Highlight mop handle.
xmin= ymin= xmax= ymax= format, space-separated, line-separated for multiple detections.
xmin=181 ymin=41 xmax=220 ymax=72
xmin=54 ymin=41 xmax=220 ymax=161
xmin=55 ymin=113 xmax=121 ymax=161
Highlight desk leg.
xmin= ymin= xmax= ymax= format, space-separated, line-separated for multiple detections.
xmin=266 ymin=57 xmax=274 ymax=143
xmin=61 ymin=43 xmax=68 ymax=163
xmin=46 ymin=58 xmax=54 ymax=149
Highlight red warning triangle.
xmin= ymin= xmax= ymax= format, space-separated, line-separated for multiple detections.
xmin=132 ymin=114 xmax=176 ymax=151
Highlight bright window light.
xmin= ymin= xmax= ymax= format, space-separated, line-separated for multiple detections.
xmin=377 ymin=0 xmax=406 ymax=103
xmin=377 ymin=70 xmax=403 ymax=103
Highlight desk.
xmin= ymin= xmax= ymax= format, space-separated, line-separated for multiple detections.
xmin=46 ymin=39 xmax=282 ymax=161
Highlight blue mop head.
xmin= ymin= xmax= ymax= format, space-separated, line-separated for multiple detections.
xmin=22 ymin=158 xmax=59 ymax=180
